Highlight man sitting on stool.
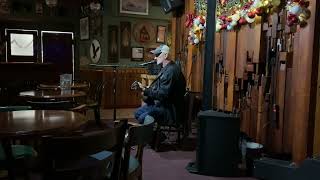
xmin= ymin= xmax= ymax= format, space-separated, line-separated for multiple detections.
xmin=134 ymin=44 xmax=186 ymax=124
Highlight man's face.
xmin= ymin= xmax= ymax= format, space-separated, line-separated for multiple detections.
xmin=154 ymin=52 xmax=166 ymax=65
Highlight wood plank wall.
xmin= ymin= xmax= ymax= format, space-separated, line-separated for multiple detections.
xmin=174 ymin=0 xmax=319 ymax=163
xmin=291 ymin=0 xmax=318 ymax=163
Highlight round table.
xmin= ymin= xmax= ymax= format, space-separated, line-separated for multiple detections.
xmin=0 ymin=110 xmax=87 ymax=137
xmin=0 ymin=110 xmax=87 ymax=180
xmin=38 ymin=82 xmax=89 ymax=90
xmin=19 ymin=90 xmax=86 ymax=100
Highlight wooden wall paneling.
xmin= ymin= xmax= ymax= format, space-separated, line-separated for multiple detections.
xmin=291 ymin=0 xmax=317 ymax=163
xmin=171 ymin=16 xmax=177 ymax=61
xmin=225 ymin=32 xmax=237 ymax=111
xmin=191 ymin=46 xmax=204 ymax=92
xmin=185 ymin=0 xmax=195 ymax=90
xmin=250 ymin=87 xmax=259 ymax=140
xmin=235 ymin=26 xmax=248 ymax=79
xmin=252 ymin=24 xmax=262 ymax=63
xmin=271 ymin=59 xmax=287 ymax=153
xmin=313 ymin=48 xmax=320 ymax=156
xmin=283 ymin=67 xmax=294 ymax=153
xmin=212 ymin=33 xmax=223 ymax=108
xmin=310 ymin=0 xmax=320 ymax=157
xmin=103 ymin=69 xmax=113 ymax=109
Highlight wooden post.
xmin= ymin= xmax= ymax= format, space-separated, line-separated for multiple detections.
xmin=186 ymin=0 xmax=195 ymax=90
xmin=291 ymin=0 xmax=318 ymax=163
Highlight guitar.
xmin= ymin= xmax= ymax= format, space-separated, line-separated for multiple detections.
xmin=130 ymin=81 xmax=153 ymax=104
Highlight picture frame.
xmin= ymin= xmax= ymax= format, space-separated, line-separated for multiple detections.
xmin=156 ymin=25 xmax=166 ymax=43
xmin=131 ymin=47 xmax=144 ymax=61
xmin=120 ymin=0 xmax=149 ymax=15
xmin=80 ymin=17 xmax=89 ymax=40
xmin=120 ymin=22 xmax=131 ymax=58
xmin=108 ymin=25 xmax=119 ymax=63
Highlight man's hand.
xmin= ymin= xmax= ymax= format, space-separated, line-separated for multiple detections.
xmin=137 ymin=82 xmax=146 ymax=91
xmin=131 ymin=81 xmax=146 ymax=91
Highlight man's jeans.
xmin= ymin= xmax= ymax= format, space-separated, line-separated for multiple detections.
xmin=134 ymin=104 xmax=161 ymax=123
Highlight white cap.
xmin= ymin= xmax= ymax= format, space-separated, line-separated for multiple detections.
xmin=150 ymin=44 xmax=170 ymax=54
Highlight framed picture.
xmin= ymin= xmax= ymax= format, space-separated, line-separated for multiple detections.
xmin=108 ymin=25 xmax=119 ymax=63
xmin=80 ymin=17 xmax=89 ymax=40
xmin=133 ymin=21 xmax=156 ymax=44
xmin=156 ymin=25 xmax=166 ymax=43
xmin=120 ymin=22 xmax=131 ymax=58
xmin=131 ymin=47 xmax=144 ymax=61
xmin=120 ymin=0 xmax=149 ymax=15
xmin=90 ymin=15 xmax=103 ymax=37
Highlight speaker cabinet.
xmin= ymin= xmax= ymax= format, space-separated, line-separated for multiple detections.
xmin=160 ymin=0 xmax=184 ymax=13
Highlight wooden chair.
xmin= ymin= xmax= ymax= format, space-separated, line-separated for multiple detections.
xmin=41 ymin=119 xmax=128 ymax=180
xmin=153 ymin=92 xmax=189 ymax=151
xmin=75 ymin=80 xmax=106 ymax=125
xmin=122 ymin=116 xmax=155 ymax=180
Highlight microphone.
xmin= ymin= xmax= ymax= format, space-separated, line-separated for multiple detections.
xmin=139 ymin=60 xmax=156 ymax=66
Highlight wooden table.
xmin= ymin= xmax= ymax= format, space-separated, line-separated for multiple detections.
xmin=0 ymin=110 xmax=87 ymax=180
xmin=38 ymin=82 xmax=89 ymax=90
xmin=19 ymin=90 xmax=86 ymax=100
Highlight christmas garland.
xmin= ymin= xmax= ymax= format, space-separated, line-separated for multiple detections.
xmin=186 ymin=0 xmax=310 ymax=45
xmin=216 ymin=0 xmax=310 ymax=31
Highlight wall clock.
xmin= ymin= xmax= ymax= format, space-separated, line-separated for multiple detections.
xmin=90 ymin=39 xmax=101 ymax=63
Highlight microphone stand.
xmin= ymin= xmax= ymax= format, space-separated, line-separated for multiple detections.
xmin=112 ymin=66 xmax=118 ymax=121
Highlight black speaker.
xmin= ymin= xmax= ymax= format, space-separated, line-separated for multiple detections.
xmin=160 ymin=0 xmax=184 ymax=13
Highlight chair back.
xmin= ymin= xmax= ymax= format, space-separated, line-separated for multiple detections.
xmin=87 ymin=80 xmax=106 ymax=107
xmin=41 ymin=119 xmax=128 ymax=180
xmin=122 ymin=116 xmax=155 ymax=180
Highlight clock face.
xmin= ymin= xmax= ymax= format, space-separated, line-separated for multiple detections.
xmin=90 ymin=39 xmax=101 ymax=63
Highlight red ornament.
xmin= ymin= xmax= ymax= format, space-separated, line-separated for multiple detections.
xmin=200 ymin=17 xmax=206 ymax=24
xmin=221 ymin=24 xmax=228 ymax=30
xmin=248 ymin=12 xmax=256 ymax=18
xmin=255 ymin=8 xmax=263 ymax=16
xmin=239 ymin=18 xmax=247 ymax=25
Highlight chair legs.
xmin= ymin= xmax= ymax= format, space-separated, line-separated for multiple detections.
xmin=153 ymin=124 xmax=184 ymax=152
xmin=94 ymin=108 xmax=101 ymax=125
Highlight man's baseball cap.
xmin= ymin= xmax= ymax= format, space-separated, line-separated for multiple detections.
xmin=150 ymin=44 xmax=170 ymax=55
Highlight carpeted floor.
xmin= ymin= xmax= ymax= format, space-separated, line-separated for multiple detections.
xmin=142 ymin=147 xmax=256 ymax=180
xmin=95 ymin=108 xmax=257 ymax=180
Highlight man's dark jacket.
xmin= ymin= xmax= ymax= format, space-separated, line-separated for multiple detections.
xmin=143 ymin=61 xmax=186 ymax=125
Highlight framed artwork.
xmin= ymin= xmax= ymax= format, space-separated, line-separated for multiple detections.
xmin=0 ymin=0 xmax=10 ymax=15
xmin=108 ymin=25 xmax=119 ymax=63
xmin=120 ymin=22 xmax=131 ymax=58
xmin=156 ymin=25 xmax=166 ymax=43
xmin=90 ymin=15 xmax=103 ymax=37
xmin=133 ymin=21 xmax=156 ymax=44
xmin=120 ymin=0 xmax=149 ymax=15
xmin=131 ymin=47 xmax=144 ymax=61
xmin=80 ymin=17 xmax=89 ymax=40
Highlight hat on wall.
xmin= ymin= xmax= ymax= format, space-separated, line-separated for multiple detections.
xmin=150 ymin=44 xmax=170 ymax=55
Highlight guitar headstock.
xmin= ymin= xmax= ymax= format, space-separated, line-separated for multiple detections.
xmin=130 ymin=81 xmax=140 ymax=90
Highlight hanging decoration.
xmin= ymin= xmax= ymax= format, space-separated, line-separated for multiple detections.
xmin=186 ymin=0 xmax=207 ymax=45
xmin=286 ymin=0 xmax=310 ymax=27
xmin=216 ymin=0 xmax=281 ymax=32
xmin=186 ymin=0 xmax=311 ymax=44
